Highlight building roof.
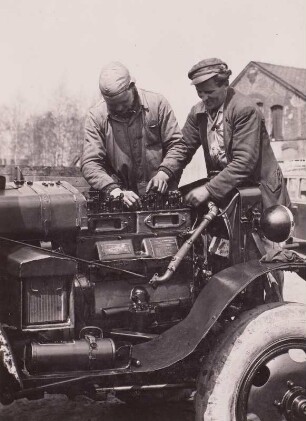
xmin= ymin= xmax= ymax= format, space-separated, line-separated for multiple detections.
xmin=232 ymin=61 xmax=306 ymax=100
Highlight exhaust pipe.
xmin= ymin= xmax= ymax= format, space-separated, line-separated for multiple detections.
xmin=149 ymin=202 xmax=218 ymax=288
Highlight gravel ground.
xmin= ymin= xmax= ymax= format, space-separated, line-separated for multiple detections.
xmin=1 ymin=272 xmax=305 ymax=421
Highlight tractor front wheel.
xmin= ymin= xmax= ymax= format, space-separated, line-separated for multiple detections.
xmin=195 ymin=302 xmax=306 ymax=421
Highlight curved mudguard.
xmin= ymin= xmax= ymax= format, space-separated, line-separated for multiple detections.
xmin=11 ymin=259 xmax=306 ymax=400
xmin=132 ymin=259 xmax=306 ymax=373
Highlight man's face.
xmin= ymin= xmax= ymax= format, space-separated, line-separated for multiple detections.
xmin=104 ymin=86 xmax=136 ymax=118
xmin=195 ymin=78 xmax=228 ymax=112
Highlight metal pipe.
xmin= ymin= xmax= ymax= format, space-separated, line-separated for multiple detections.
xmin=95 ymin=382 xmax=195 ymax=393
xmin=149 ymin=202 xmax=219 ymax=288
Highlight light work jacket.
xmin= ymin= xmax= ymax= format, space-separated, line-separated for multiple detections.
xmin=81 ymin=88 xmax=187 ymax=193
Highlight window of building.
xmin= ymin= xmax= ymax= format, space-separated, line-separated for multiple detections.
xmin=300 ymin=178 xmax=306 ymax=199
xmin=271 ymin=105 xmax=283 ymax=140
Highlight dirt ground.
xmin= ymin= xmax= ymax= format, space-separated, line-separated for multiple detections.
xmin=0 ymin=272 xmax=305 ymax=421
xmin=0 ymin=394 xmax=195 ymax=421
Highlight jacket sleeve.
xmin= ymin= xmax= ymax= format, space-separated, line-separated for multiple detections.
xmin=157 ymin=96 xmax=189 ymax=180
xmin=205 ymin=106 xmax=261 ymax=202
xmin=181 ymin=107 xmax=202 ymax=165
xmin=80 ymin=111 xmax=120 ymax=191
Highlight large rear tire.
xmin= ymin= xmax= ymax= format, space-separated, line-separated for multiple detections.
xmin=195 ymin=302 xmax=306 ymax=421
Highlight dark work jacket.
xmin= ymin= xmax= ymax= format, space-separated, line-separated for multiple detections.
xmin=182 ymin=87 xmax=290 ymax=210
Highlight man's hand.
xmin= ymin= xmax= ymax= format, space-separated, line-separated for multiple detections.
xmin=110 ymin=188 xmax=141 ymax=208
xmin=146 ymin=171 xmax=170 ymax=193
xmin=185 ymin=185 xmax=210 ymax=207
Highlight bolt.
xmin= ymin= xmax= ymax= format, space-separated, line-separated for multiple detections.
xmin=274 ymin=400 xmax=281 ymax=407
xmin=131 ymin=358 xmax=141 ymax=367
xmin=287 ymin=380 xmax=295 ymax=389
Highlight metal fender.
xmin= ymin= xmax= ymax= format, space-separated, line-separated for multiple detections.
xmin=0 ymin=324 xmax=22 ymax=404
xmin=132 ymin=259 xmax=306 ymax=372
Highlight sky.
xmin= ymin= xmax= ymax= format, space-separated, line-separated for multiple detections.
xmin=1 ymin=0 xmax=305 ymax=125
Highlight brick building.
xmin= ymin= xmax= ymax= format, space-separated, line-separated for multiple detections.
xmin=231 ymin=61 xmax=306 ymax=162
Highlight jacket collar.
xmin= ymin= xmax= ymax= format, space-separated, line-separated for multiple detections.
xmin=137 ymin=88 xmax=150 ymax=112
xmin=193 ymin=100 xmax=206 ymax=115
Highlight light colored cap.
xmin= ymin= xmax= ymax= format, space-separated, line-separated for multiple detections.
xmin=99 ymin=62 xmax=136 ymax=98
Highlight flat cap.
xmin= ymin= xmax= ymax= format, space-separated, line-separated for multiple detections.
xmin=188 ymin=58 xmax=229 ymax=85
xmin=99 ymin=62 xmax=136 ymax=98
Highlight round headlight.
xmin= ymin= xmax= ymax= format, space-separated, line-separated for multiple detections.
xmin=260 ymin=205 xmax=294 ymax=243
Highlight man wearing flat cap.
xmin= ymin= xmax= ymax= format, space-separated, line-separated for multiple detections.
xmin=180 ymin=57 xmax=290 ymax=297
xmin=81 ymin=62 xmax=187 ymax=207
xmin=181 ymin=57 xmax=289 ymax=211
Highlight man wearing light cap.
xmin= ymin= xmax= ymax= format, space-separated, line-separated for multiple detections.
xmin=181 ymin=57 xmax=290 ymax=211
xmin=81 ymin=62 xmax=187 ymax=207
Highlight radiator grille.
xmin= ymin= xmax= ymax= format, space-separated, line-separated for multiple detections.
xmin=23 ymin=277 xmax=69 ymax=325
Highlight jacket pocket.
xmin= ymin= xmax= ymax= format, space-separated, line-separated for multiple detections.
xmin=145 ymin=121 xmax=161 ymax=146
xmin=266 ymin=167 xmax=282 ymax=193
xmin=143 ymin=122 xmax=163 ymax=173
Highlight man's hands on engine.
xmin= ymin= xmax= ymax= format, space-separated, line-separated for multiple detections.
xmin=185 ymin=185 xmax=210 ymax=207
xmin=110 ymin=171 xmax=170 ymax=209
xmin=146 ymin=171 xmax=170 ymax=193
xmin=110 ymin=188 xmax=142 ymax=208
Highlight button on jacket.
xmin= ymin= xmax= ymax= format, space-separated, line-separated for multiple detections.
xmin=182 ymin=87 xmax=290 ymax=210
xmin=81 ymin=89 xmax=187 ymax=193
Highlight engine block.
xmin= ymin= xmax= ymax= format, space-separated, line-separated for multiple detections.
xmin=78 ymin=190 xmax=192 ymax=260
xmin=76 ymin=190 xmax=194 ymax=333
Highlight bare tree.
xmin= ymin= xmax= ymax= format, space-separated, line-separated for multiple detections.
xmin=0 ymin=84 xmax=88 ymax=167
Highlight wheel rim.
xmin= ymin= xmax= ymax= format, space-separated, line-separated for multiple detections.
xmin=236 ymin=339 xmax=306 ymax=421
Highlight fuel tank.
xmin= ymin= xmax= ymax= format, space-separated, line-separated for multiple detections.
xmin=0 ymin=180 xmax=87 ymax=240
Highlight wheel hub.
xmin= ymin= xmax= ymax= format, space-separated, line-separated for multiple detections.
xmin=239 ymin=341 xmax=306 ymax=421
xmin=275 ymin=381 xmax=306 ymax=420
